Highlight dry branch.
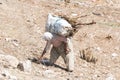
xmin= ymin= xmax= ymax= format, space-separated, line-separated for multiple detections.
xmin=56 ymin=13 xmax=96 ymax=36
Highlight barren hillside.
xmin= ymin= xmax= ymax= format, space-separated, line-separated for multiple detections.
xmin=0 ymin=0 xmax=120 ymax=80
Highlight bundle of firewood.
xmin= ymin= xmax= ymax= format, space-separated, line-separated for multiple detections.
xmin=55 ymin=13 xmax=96 ymax=36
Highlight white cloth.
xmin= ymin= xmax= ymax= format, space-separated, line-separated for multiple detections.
xmin=45 ymin=13 xmax=72 ymax=36
xmin=43 ymin=32 xmax=53 ymax=41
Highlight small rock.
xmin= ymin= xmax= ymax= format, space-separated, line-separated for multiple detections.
xmin=17 ymin=60 xmax=32 ymax=72
xmin=0 ymin=54 xmax=5 ymax=58
xmin=71 ymin=13 xmax=78 ymax=17
xmin=5 ymin=55 xmax=19 ymax=68
xmin=106 ymin=74 xmax=116 ymax=80
xmin=0 ymin=54 xmax=19 ymax=68
xmin=94 ymin=74 xmax=100 ymax=77
xmin=67 ymin=78 xmax=70 ymax=80
xmin=5 ymin=38 xmax=12 ymax=42
xmin=95 ymin=47 xmax=101 ymax=51
xmin=1 ymin=70 xmax=10 ymax=78
xmin=12 ymin=42 xmax=19 ymax=47
xmin=43 ymin=70 xmax=55 ymax=78
xmin=9 ymin=75 xmax=17 ymax=80
xmin=80 ymin=73 xmax=84 ymax=76
xmin=114 ymin=47 xmax=119 ymax=51
xmin=111 ymin=53 xmax=118 ymax=57
xmin=1 ymin=70 xmax=17 ymax=80
xmin=42 ymin=66 xmax=46 ymax=69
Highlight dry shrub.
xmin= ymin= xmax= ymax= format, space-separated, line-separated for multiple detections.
xmin=79 ymin=47 xmax=98 ymax=64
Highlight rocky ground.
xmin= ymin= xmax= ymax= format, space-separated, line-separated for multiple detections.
xmin=0 ymin=0 xmax=120 ymax=80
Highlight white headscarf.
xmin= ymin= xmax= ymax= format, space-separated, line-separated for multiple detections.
xmin=43 ymin=32 xmax=53 ymax=41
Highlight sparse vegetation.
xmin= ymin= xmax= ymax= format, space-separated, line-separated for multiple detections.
xmin=0 ymin=0 xmax=120 ymax=80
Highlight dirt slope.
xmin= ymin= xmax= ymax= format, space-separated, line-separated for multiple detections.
xmin=0 ymin=0 xmax=120 ymax=80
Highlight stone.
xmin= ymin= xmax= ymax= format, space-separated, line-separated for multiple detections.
xmin=43 ymin=70 xmax=56 ymax=78
xmin=1 ymin=70 xmax=10 ymax=78
xmin=4 ymin=55 xmax=19 ymax=68
xmin=111 ymin=53 xmax=118 ymax=57
xmin=1 ymin=69 xmax=17 ymax=80
xmin=0 ymin=54 xmax=19 ymax=68
xmin=5 ymin=38 xmax=12 ymax=42
xmin=9 ymin=75 xmax=17 ymax=80
xmin=106 ymin=73 xmax=116 ymax=80
xmin=17 ymin=60 xmax=32 ymax=72
xmin=71 ymin=13 xmax=78 ymax=17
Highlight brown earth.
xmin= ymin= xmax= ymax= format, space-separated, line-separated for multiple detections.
xmin=0 ymin=0 xmax=120 ymax=80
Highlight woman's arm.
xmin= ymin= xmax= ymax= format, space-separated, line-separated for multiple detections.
xmin=38 ymin=41 xmax=51 ymax=60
